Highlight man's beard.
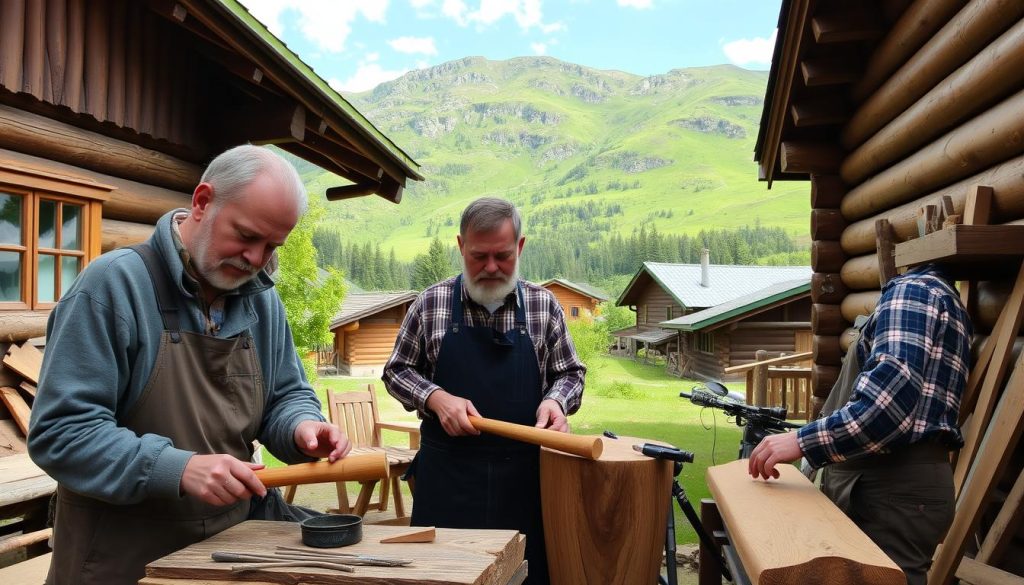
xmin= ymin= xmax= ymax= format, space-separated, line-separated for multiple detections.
xmin=463 ymin=260 xmax=518 ymax=307
xmin=192 ymin=211 xmax=261 ymax=292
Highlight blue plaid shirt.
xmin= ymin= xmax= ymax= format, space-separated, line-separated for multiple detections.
xmin=799 ymin=265 xmax=972 ymax=468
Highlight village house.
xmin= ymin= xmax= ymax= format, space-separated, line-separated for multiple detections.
xmin=328 ymin=291 xmax=418 ymax=377
xmin=540 ymin=277 xmax=609 ymax=321
xmin=612 ymin=252 xmax=810 ymax=380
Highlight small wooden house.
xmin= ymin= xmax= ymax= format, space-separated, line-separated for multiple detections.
xmin=612 ymin=257 xmax=811 ymax=379
xmin=540 ymin=278 xmax=609 ymax=321
xmin=660 ymin=278 xmax=811 ymax=381
xmin=329 ymin=292 xmax=417 ymax=377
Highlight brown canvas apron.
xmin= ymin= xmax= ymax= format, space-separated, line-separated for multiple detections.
xmin=46 ymin=244 xmax=265 ymax=585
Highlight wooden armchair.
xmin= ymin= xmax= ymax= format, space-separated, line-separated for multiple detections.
xmin=285 ymin=384 xmax=419 ymax=518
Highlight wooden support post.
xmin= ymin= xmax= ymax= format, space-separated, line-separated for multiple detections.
xmin=875 ymin=219 xmax=897 ymax=286
xmin=752 ymin=350 xmax=768 ymax=407
xmin=699 ymin=500 xmax=725 ymax=585
xmin=960 ymin=185 xmax=994 ymax=319
xmin=975 ymin=465 xmax=1024 ymax=565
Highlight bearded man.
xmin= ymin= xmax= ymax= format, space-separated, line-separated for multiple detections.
xmin=29 ymin=145 xmax=351 ymax=585
xmin=383 ymin=197 xmax=586 ymax=585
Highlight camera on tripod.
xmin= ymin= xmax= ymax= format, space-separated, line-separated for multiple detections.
xmin=680 ymin=380 xmax=802 ymax=458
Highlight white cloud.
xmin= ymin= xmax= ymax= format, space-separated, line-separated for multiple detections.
xmin=239 ymin=0 xmax=389 ymax=53
xmin=531 ymin=42 xmax=547 ymax=55
xmin=722 ymin=29 xmax=777 ymax=67
xmin=617 ymin=0 xmax=653 ymax=8
xmin=440 ymin=0 xmax=555 ymax=31
xmin=389 ymin=36 xmax=439 ymax=55
xmin=409 ymin=0 xmax=434 ymax=7
xmin=330 ymin=54 xmax=411 ymax=93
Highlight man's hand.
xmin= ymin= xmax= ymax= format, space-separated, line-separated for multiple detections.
xmin=426 ymin=389 xmax=481 ymax=437
xmin=294 ymin=420 xmax=352 ymax=462
xmin=535 ymin=399 xmax=568 ymax=432
xmin=748 ymin=432 xmax=803 ymax=480
xmin=181 ymin=454 xmax=266 ymax=506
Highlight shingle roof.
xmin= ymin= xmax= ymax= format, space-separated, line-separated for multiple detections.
xmin=660 ymin=278 xmax=811 ymax=332
xmin=609 ymin=326 xmax=677 ymax=345
xmin=541 ymin=278 xmax=610 ymax=302
xmin=329 ymin=292 xmax=418 ymax=329
xmin=617 ymin=262 xmax=812 ymax=309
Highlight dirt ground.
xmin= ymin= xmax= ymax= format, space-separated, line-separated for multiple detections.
xmin=289 ymin=482 xmax=701 ymax=584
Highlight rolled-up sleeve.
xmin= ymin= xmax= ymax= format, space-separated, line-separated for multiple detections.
xmin=383 ymin=296 xmax=442 ymax=416
xmin=543 ymin=302 xmax=586 ymax=415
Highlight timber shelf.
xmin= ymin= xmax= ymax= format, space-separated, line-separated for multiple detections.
xmin=894 ymin=225 xmax=1024 ymax=279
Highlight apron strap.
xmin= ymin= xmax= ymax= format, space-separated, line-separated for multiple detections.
xmin=129 ymin=244 xmax=182 ymax=343
xmin=451 ymin=275 xmax=465 ymax=333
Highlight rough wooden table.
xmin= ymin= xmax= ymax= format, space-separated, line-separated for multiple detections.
xmin=141 ymin=520 xmax=527 ymax=585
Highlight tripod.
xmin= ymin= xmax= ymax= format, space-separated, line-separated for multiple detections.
xmin=632 ymin=443 xmax=731 ymax=585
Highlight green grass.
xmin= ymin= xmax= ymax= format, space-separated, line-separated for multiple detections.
xmin=263 ymin=355 xmax=747 ymax=545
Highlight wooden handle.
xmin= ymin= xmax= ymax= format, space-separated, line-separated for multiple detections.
xmin=254 ymin=452 xmax=389 ymax=488
xmin=468 ymin=416 xmax=603 ymax=460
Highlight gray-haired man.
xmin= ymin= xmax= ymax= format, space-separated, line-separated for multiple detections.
xmin=384 ymin=197 xmax=586 ymax=584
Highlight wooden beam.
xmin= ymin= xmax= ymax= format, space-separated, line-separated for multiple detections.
xmin=812 ymin=303 xmax=847 ymax=336
xmin=811 ymin=209 xmax=847 ymax=240
xmin=810 ymin=174 xmax=846 ymax=209
xmin=706 ymin=460 xmax=903 ymax=585
xmin=812 ymin=364 xmax=840 ymax=399
xmin=843 ymin=0 xmax=1024 ymax=149
xmin=0 ymin=103 xmax=201 ymax=192
xmin=811 ymin=272 xmax=849 ymax=305
xmin=326 ymin=182 xmax=380 ymax=201
xmin=893 ymin=225 xmax=1024 ymax=268
xmin=954 ymin=557 xmax=1024 ymax=585
xmin=0 ymin=387 xmax=31 ymax=435
xmin=875 ymin=219 xmax=897 ymax=286
xmin=780 ymin=141 xmax=843 ymax=175
xmin=811 ymin=12 xmax=882 ymax=44
xmin=800 ymin=58 xmax=859 ymax=87
xmin=841 ymin=291 xmax=881 ymax=324
xmin=851 ymin=0 xmax=967 ymax=102
xmin=222 ymin=101 xmax=306 ymax=144
xmin=813 ymin=335 xmax=842 ymax=366
xmin=790 ymin=99 xmax=849 ymax=128
xmin=840 ymin=253 xmax=881 ymax=291
xmin=975 ymin=465 xmax=1024 ymax=566
xmin=101 ymin=218 xmax=156 ymax=252
xmin=811 ymin=240 xmax=847 ymax=273
xmin=959 ymin=185 xmax=994 ymax=318
xmin=0 ymin=312 xmax=49 ymax=343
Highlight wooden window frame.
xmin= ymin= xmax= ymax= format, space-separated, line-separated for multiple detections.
xmin=570 ymin=306 xmax=580 ymax=318
xmin=0 ymin=161 xmax=111 ymax=311
xmin=695 ymin=331 xmax=715 ymax=354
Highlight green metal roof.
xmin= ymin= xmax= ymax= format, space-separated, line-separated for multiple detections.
xmin=659 ymin=279 xmax=810 ymax=332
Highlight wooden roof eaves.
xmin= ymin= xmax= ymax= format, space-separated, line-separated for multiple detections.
xmin=661 ymin=288 xmax=811 ymax=333
xmin=754 ymin=0 xmax=812 ymax=187
xmin=329 ymin=294 xmax=417 ymax=330
xmin=615 ymin=263 xmax=688 ymax=310
xmin=177 ymin=1 xmax=423 ymax=187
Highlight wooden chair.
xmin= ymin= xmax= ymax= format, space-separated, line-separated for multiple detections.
xmin=285 ymin=384 xmax=419 ymax=518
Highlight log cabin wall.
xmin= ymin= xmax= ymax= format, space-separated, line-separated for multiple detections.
xmin=335 ymin=305 xmax=407 ymax=377
xmin=635 ymin=284 xmax=684 ymax=326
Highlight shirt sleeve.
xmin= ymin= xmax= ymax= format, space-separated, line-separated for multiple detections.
xmin=543 ymin=300 xmax=586 ymax=415
xmin=383 ymin=295 xmax=441 ymax=416
xmin=798 ymin=279 xmax=940 ymax=467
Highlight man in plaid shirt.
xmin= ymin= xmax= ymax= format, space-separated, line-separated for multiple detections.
xmin=384 ymin=197 xmax=585 ymax=585
xmin=748 ymin=263 xmax=971 ymax=585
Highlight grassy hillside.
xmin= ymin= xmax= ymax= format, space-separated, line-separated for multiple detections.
xmin=303 ymin=57 xmax=809 ymax=264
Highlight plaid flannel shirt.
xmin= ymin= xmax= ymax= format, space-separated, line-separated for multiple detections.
xmin=383 ymin=276 xmax=586 ymax=418
xmin=798 ymin=265 xmax=972 ymax=468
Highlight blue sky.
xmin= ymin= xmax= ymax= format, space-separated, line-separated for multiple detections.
xmin=239 ymin=0 xmax=782 ymax=93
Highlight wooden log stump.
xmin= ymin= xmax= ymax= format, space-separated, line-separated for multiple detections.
xmin=541 ymin=436 xmax=673 ymax=585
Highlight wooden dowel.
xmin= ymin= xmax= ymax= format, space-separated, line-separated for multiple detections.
xmin=468 ymin=416 xmax=603 ymax=460
xmin=0 ymin=528 xmax=52 ymax=555
xmin=254 ymin=452 xmax=389 ymax=489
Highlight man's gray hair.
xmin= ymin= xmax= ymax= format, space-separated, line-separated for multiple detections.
xmin=201 ymin=145 xmax=308 ymax=213
xmin=460 ymin=197 xmax=521 ymax=239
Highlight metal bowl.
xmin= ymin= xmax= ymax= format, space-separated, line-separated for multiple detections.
xmin=300 ymin=514 xmax=363 ymax=548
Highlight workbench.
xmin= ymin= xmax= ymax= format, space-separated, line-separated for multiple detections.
xmin=141 ymin=520 xmax=527 ymax=585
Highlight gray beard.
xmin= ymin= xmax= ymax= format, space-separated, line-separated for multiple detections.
xmin=462 ymin=263 xmax=518 ymax=307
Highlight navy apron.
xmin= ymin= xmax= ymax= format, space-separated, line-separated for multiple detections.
xmin=410 ymin=275 xmax=548 ymax=584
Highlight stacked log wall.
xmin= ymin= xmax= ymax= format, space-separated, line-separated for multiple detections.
xmin=809 ymin=175 xmax=847 ymax=414
xmin=545 ymin=284 xmax=600 ymax=320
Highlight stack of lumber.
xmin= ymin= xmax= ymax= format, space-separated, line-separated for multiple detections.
xmin=0 ymin=341 xmax=43 ymax=454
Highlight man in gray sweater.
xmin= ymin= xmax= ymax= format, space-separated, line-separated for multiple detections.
xmin=28 ymin=145 xmax=351 ymax=585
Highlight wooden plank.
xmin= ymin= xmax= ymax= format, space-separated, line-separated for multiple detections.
xmin=928 ymin=351 xmax=1024 ymax=585
xmin=975 ymin=465 xmax=1024 ymax=565
xmin=953 ymin=265 xmax=1024 ymax=495
xmin=791 ymin=100 xmax=848 ymax=128
xmin=955 ymin=557 xmax=1024 ymax=585
xmin=0 ymin=552 xmax=52 ymax=583
xmin=4 ymin=342 xmax=44 ymax=384
xmin=0 ymin=418 xmax=27 ymax=455
xmin=780 ymin=141 xmax=843 ymax=174
xmin=706 ymin=460 xmax=903 ymax=585
xmin=811 ymin=11 xmax=881 ymax=43
xmin=145 ymin=520 xmax=525 ymax=585
xmin=0 ymin=387 xmax=31 ymax=435
xmin=0 ymin=528 xmax=52 ymax=555
xmin=19 ymin=381 xmax=35 ymax=398
xmin=875 ymin=219 xmax=897 ymax=285
xmin=959 ymin=185 xmax=994 ymax=318
xmin=0 ymin=453 xmax=56 ymax=508
xmin=894 ymin=225 xmax=1024 ymax=268
xmin=723 ymin=352 xmax=811 ymax=374
xmin=800 ymin=58 xmax=859 ymax=86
